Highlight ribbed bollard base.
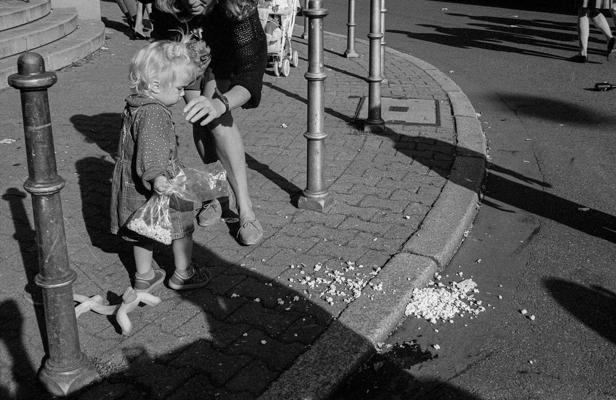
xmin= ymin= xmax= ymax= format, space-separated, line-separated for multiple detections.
xmin=298 ymin=192 xmax=335 ymax=213
xmin=39 ymin=357 xmax=99 ymax=397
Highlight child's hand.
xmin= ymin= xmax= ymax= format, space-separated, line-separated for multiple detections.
xmin=153 ymin=175 xmax=172 ymax=195
xmin=183 ymin=95 xmax=224 ymax=126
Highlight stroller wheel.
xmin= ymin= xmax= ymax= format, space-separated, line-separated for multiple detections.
xmin=274 ymin=60 xmax=281 ymax=77
xmin=281 ymin=58 xmax=291 ymax=77
xmin=291 ymin=50 xmax=299 ymax=67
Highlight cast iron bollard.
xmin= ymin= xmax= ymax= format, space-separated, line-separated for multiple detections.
xmin=344 ymin=0 xmax=359 ymax=58
xmin=366 ymin=0 xmax=384 ymax=128
xmin=380 ymin=0 xmax=387 ymax=81
xmin=301 ymin=0 xmax=309 ymax=39
xmin=8 ymin=52 xmax=99 ymax=396
xmin=298 ymin=0 xmax=334 ymax=212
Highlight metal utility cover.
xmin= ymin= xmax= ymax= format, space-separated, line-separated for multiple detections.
xmin=355 ymin=97 xmax=439 ymax=126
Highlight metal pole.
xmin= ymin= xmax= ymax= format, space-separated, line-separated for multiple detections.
xmin=380 ymin=0 xmax=387 ymax=81
xmin=298 ymin=0 xmax=334 ymax=212
xmin=8 ymin=52 xmax=98 ymax=397
xmin=301 ymin=0 xmax=309 ymax=39
xmin=344 ymin=0 xmax=359 ymax=58
xmin=366 ymin=0 xmax=384 ymax=127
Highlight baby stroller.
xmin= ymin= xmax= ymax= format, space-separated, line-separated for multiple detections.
xmin=258 ymin=0 xmax=300 ymax=77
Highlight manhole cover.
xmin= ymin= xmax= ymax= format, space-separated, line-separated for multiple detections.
xmin=354 ymin=97 xmax=440 ymax=126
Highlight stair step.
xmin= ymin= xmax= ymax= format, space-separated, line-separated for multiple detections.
xmin=0 ymin=7 xmax=77 ymax=59
xmin=0 ymin=0 xmax=51 ymax=32
xmin=0 ymin=19 xmax=105 ymax=91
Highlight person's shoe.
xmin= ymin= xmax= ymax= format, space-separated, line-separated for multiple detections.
xmin=608 ymin=37 xmax=615 ymax=60
xmin=570 ymin=54 xmax=588 ymax=63
xmin=134 ymin=269 xmax=166 ymax=292
xmin=237 ymin=218 xmax=263 ymax=245
xmin=168 ymin=265 xmax=211 ymax=290
xmin=196 ymin=199 xmax=222 ymax=227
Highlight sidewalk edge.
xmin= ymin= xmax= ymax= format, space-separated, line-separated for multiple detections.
xmin=259 ymin=32 xmax=486 ymax=400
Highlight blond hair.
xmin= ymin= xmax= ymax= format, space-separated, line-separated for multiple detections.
xmin=128 ymin=40 xmax=199 ymax=94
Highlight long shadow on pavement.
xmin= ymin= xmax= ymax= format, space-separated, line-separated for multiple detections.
xmin=374 ymin=128 xmax=616 ymax=244
xmin=543 ymin=278 xmax=616 ymax=345
xmin=333 ymin=340 xmax=483 ymax=399
xmin=428 ymin=0 xmax=577 ymax=15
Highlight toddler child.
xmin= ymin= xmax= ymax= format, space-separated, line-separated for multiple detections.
xmin=110 ymin=40 xmax=210 ymax=292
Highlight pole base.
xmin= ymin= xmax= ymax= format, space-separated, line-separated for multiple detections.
xmin=345 ymin=50 xmax=359 ymax=58
xmin=298 ymin=192 xmax=335 ymax=213
xmin=39 ymin=355 xmax=99 ymax=397
xmin=362 ymin=119 xmax=386 ymax=133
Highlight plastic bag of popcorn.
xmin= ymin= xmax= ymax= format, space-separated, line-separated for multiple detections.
xmin=126 ymin=194 xmax=173 ymax=245
xmin=170 ymin=161 xmax=228 ymax=204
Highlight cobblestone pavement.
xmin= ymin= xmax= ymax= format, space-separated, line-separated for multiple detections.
xmin=0 ymin=2 xmax=484 ymax=399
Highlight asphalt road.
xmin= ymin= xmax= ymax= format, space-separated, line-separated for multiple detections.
xmin=324 ymin=1 xmax=616 ymax=399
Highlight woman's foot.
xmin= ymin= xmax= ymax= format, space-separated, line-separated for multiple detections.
xmin=168 ymin=265 xmax=211 ymax=290
xmin=134 ymin=269 xmax=166 ymax=292
xmin=607 ymin=37 xmax=615 ymax=59
xmin=196 ymin=199 xmax=222 ymax=227
xmin=237 ymin=217 xmax=263 ymax=245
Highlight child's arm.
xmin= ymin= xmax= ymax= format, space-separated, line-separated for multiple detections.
xmin=134 ymin=105 xmax=174 ymax=191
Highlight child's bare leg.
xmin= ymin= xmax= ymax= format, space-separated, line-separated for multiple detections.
xmin=134 ymin=241 xmax=154 ymax=275
xmin=172 ymin=235 xmax=193 ymax=276
xmin=168 ymin=235 xmax=210 ymax=290
xmin=133 ymin=241 xmax=165 ymax=292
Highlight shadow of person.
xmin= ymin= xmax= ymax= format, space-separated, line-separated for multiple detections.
xmin=332 ymin=340 xmax=483 ymax=399
xmin=0 ymin=300 xmax=52 ymax=400
xmin=62 ymin=247 xmax=373 ymax=399
xmin=70 ymin=112 xmax=136 ymax=277
xmin=427 ymin=0 xmax=577 ymax=15
xmin=543 ymin=278 xmax=616 ymax=344
xmin=374 ymin=128 xmax=616 ymax=244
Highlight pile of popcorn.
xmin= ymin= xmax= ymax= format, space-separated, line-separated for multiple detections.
xmin=127 ymin=218 xmax=172 ymax=245
xmin=289 ymin=261 xmax=381 ymax=306
xmin=404 ymin=276 xmax=485 ymax=323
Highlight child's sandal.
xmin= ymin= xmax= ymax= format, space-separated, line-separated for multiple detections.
xmin=168 ymin=265 xmax=210 ymax=291
xmin=134 ymin=269 xmax=166 ymax=292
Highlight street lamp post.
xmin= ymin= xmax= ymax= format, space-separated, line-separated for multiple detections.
xmin=344 ymin=0 xmax=359 ymax=58
xmin=8 ymin=52 xmax=99 ymax=397
xmin=298 ymin=0 xmax=334 ymax=212
xmin=380 ymin=0 xmax=387 ymax=81
xmin=366 ymin=0 xmax=384 ymax=128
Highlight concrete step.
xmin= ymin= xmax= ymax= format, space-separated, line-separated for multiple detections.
xmin=0 ymin=7 xmax=78 ymax=59
xmin=0 ymin=0 xmax=51 ymax=32
xmin=0 ymin=18 xmax=105 ymax=91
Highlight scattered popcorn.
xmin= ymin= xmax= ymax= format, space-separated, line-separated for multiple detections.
xmin=405 ymin=278 xmax=485 ymax=322
xmin=433 ymin=344 xmax=440 ymax=350
xmin=230 ymin=293 xmax=240 ymax=298
xmin=520 ymin=309 xmax=528 ymax=315
xmin=529 ymin=315 xmax=536 ymax=321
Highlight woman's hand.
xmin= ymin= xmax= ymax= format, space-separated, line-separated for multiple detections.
xmin=153 ymin=175 xmax=172 ymax=195
xmin=183 ymin=95 xmax=225 ymax=126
